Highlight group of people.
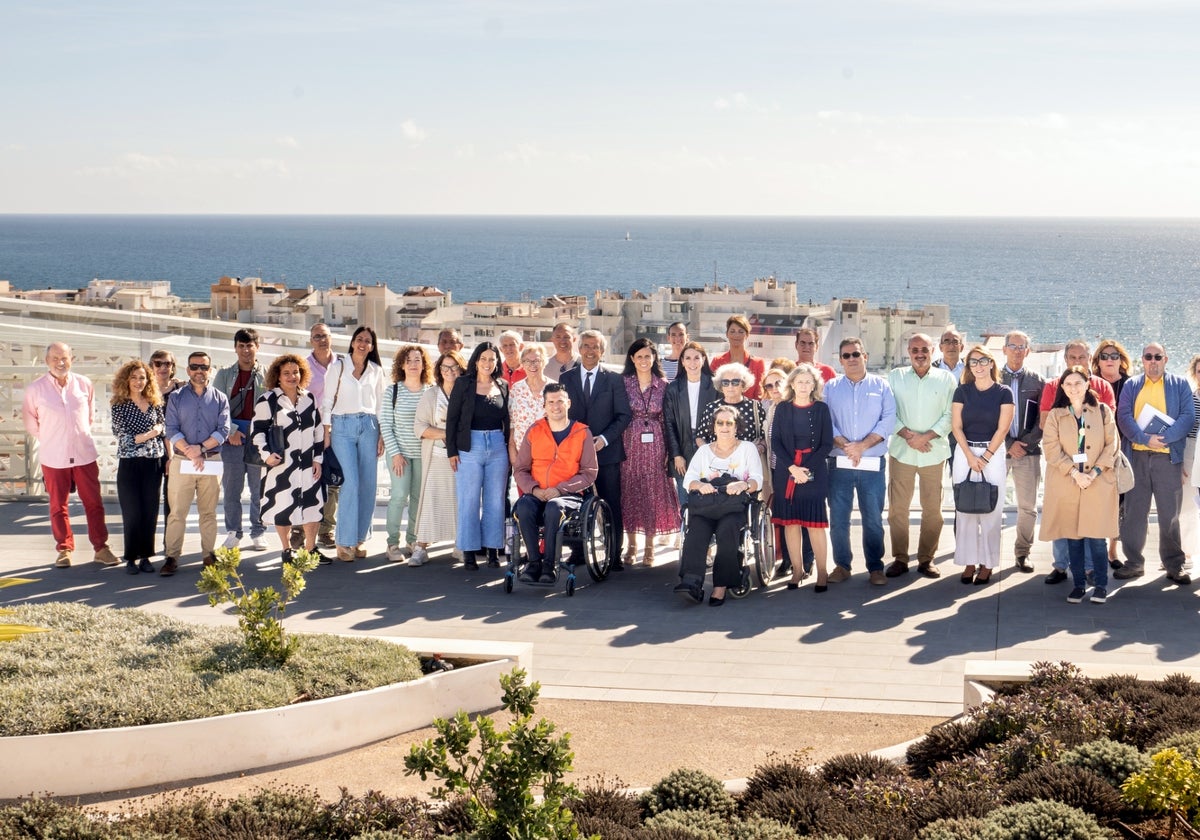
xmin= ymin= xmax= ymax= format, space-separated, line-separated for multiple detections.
xmin=20 ymin=320 xmax=1200 ymax=610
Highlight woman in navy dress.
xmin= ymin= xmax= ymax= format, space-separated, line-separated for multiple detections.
xmin=771 ymin=364 xmax=833 ymax=591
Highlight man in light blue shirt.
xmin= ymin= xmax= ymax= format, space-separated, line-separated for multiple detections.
xmin=886 ymin=334 xmax=957 ymax=578
xmin=825 ymin=337 xmax=896 ymax=585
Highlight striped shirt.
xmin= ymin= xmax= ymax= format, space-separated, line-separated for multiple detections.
xmin=381 ymin=382 xmax=428 ymax=459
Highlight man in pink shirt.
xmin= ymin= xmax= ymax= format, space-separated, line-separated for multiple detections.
xmin=22 ymin=342 xmax=119 ymax=569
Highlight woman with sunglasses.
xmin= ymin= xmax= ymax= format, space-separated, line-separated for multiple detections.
xmin=771 ymin=364 xmax=833 ymax=591
xmin=1040 ymin=366 xmax=1118 ymax=604
xmin=698 ymin=363 xmax=765 ymax=454
xmin=664 ymin=341 xmax=718 ymax=528
xmin=620 ymin=338 xmax=681 ymax=566
xmin=1091 ymin=339 xmax=1133 ymax=568
xmin=675 ymin=404 xmax=762 ymax=606
xmin=760 ymin=363 xmax=795 ymax=572
xmin=950 ymin=345 xmax=1014 ymax=585
xmin=410 ymin=351 xmax=467 ymax=567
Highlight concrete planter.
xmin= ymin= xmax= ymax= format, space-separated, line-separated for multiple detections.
xmin=1 ymin=636 xmax=532 ymax=799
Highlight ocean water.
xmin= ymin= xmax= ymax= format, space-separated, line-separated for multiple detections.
xmin=2 ymin=215 xmax=1198 ymax=359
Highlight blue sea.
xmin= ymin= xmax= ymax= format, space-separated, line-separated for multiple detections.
xmin=2 ymin=215 xmax=1198 ymax=359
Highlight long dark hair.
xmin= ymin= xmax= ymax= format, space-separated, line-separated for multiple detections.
xmin=622 ymin=337 xmax=665 ymax=378
xmin=1051 ymin=366 xmax=1098 ymax=409
xmin=678 ymin=341 xmax=714 ymax=378
xmin=466 ymin=341 xmax=503 ymax=382
xmin=347 ymin=326 xmax=383 ymax=368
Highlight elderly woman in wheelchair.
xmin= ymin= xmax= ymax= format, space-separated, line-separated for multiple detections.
xmin=674 ymin=404 xmax=763 ymax=606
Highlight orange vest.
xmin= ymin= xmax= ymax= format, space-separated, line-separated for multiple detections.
xmin=526 ymin=420 xmax=588 ymax=489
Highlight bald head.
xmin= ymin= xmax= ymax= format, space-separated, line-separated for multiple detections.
xmin=45 ymin=342 xmax=73 ymax=381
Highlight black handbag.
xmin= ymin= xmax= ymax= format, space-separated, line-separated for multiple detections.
xmin=322 ymin=444 xmax=344 ymax=487
xmin=954 ymin=470 xmax=998 ymax=514
xmin=244 ymin=424 xmax=285 ymax=468
xmin=687 ymin=473 xmax=751 ymax=520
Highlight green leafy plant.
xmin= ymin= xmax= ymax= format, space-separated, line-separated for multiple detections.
xmin=196 ymin=546 xmax=319 ymax=665
xmin=642 ymin=768 xmax=738 ymax=819
xmin=1121 ymin=747 xmax=1200 ymax=839
xmin=403 ymin=668 xmax=580 ymax=840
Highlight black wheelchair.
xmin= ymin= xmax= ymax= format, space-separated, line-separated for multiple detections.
xmin=687 ymin=494 xmax=775 ymax=599
xmin=504 ymin=488 xmax=613 ymax=596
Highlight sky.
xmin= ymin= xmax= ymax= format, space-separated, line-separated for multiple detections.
xmin=3 ymin=0 xmax=1198 ymax=216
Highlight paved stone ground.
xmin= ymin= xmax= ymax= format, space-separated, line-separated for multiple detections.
xmin=3 ymin=498 xmax=1198 ymax=721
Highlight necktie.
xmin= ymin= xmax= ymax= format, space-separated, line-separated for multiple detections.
xmin=584 ymin=371 xmax=593 ymax=401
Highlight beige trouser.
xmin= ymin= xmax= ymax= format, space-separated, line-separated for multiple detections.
xmin=164 ymin=458 xmax=221 ymax=558
xmin=1006 ymin=454 xmax=1041 ymax=558
xmin=887 ymin=456 xmax=945 ymax=564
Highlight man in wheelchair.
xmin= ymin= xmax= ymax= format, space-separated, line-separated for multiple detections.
xmin=513 ymin=383 xmax=599 ymax=584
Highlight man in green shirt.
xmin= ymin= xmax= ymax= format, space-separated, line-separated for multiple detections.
xmin=885 ymin=334 xmax=958 ymax=578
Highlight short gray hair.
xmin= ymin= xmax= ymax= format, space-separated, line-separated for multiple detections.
xmin=712 ymin=363 xmax=754 ymax=388
xmin=578 ymin=329 xmax=608 ymax=354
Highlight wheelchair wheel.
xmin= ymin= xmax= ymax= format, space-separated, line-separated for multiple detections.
xmin=730 ymin=566 xmax=752 ymax=599
xmin=755 ymin=508 xmax=775 ymax=589
xmin=582 ymin=495 xmax=612 ymax=582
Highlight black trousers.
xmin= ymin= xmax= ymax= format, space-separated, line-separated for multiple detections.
xmin=514 ymin=493 xmax=580 ymax=572
xmin=678 ymin=510 xmax=743 ymax=589
xmin=118 ymin=457 xmax=162 ymax=561
xmin=594 ymin=463 xmax=624 ymax=557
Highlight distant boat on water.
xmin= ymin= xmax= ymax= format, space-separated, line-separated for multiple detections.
xmin=624 ymin=231 xmax=631 ymax=241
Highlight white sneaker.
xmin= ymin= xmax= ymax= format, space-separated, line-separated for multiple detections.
xmin=222 ymin=532 xmax=240 ymax=550
xmin=408 ymin=546 xmax=429 ymax=567
xmin=249 ymin=535 xmax=269 ymax=551
xmin=386 ymin=544 xmax=408 ymax=564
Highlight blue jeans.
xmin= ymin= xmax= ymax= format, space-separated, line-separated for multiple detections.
xmin=828 ymin=463 xmax=887 ymax=573
xmin=386 ymin=456 xmax=421 ymax=548
xmin=1067 ymin=538 xmax=1108 ymax=588
xmin=455 ymin=430 xmax=509 ymax=552
xmin=1052 ymin=538 xmax=1096 ymax=574
xmin=220 ymin=432 xmax=264 ymax=539
xmin=331 ymin=413 xmax=380 ymax=548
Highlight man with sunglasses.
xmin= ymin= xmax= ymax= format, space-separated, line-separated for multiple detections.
xmin=1113 ymin=343 xmax=1196 ymax=585
xmin=934 ymin=329 xmax=965 ymax=381
xmin=163 ymin=351 xmax=231 ymax=576
xmin=825 ymin=338 xmax=896 ymax=585
xmin=1001 ymin=330 xmax=1046 ymax=573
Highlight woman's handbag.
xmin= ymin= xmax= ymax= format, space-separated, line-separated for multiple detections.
xmin=1113 ymin=450 xmax=1135 ymax=494
xmin=954 ymin=470 xmax=998 ymax=514
xmin=687 ymin=474 xmax=751 ymax=520
xmin=244 ymin=394 xmax=286 ymax=468
xmin=323 ymin=444 xmax=345 ymax=487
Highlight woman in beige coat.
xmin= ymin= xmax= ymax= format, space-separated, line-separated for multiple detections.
xmin=1039 ymin=366 xmax=1119 ymax=604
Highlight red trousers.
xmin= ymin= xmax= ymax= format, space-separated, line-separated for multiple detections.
xmin=41 ymin=461 xmax=109 ymax=552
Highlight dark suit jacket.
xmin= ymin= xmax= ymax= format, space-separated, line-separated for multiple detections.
xmin=561 ymin=364 xmax=632 ymax=466
xmin=445 ymin=375 xmax=510 ymax=459
xmin=1000 ymin=367 xmax=1045 ymax=455
xmin=664 ymin=373 xmax=719 ymax=478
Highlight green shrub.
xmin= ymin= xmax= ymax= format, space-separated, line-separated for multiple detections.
xmin=905 ymin=718 xmax=992 ymax=778
xmin=741 ymin=785 xmax=834 ymax=836
xmin=909 ymin=785 xmax=994 ymax=826
xmin=575 ymin=813 xmax=638 ymax=840
xmin=641 ymin=809 xmax=729 ymax=840
xmin=819 ymin=753 xmax=904 ymax=788
xmin=1158 ymin=673 xmax=1200 ymax=697
xmin=979 ymin=799 xmax=1118 ymax=839
xmin=641 ymin=769 xmax=737 ymax=819
xmin=726 ymin=815 xmax=799 ymax=840
xmin=916 ymin=817 xmax=989 ymax=840
xmin=0 ymin=798 xmax=110 ymax=840
xmin=1060 ymin=738 xmax=1148 ymax=788
xmin=925 ymin=753 xmax=1005 ymax=801
xmin=738 ymin=752 xmax=820 ymax=811
xmin=1005 ymin=764 xmax=1124 ymax=821
xmin=1121 ymin=747 xmax=1200 ymax=840
xmin=318 ymin=788 xmax=436 ymax=839
xmin=1150 ymin=728 xmax=1200 ymax=756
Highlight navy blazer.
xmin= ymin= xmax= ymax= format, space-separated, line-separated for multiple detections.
xmin=1116 ymin=373 xmax=1195 ymax=464
xmin=561 ymin=364 xmax=632 ymax=466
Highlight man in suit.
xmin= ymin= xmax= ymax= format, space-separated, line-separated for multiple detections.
xmin=1000 ymin=330 xmax=1045 ymax=573
xmin=561 ymin=329 xmax=632 ymax=568
xmin=1113 ymin=342 xmax=1196 ymax=584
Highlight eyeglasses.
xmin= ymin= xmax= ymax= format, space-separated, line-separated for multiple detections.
xmin=439 ymin=365 xmax=461 ymax=374
xmin=719 ymin=379 xmax=744 ymax=387
xmin=521 ymin=357 xmax=540 ymax=366
xmin=311 ymin=334 xmax=331 ymax=341
xmin=714 ymin=419 xmax=737 ymax=427
xmin=188 ymin=364 xmax=210 ymax=371
xmin=1005 ymin=343 xmax=1029 ymax=352
xmin=763 ymin=381 xmax=781 ymax=390
xmin=1098 ymin=351 xmax=1121 ymax=361
xmin=940 ymin=338 xmax=961 ymax=345
xmin=840 ymin=351 xmax=863 ymax=359
xmin=1144 ymin=354 xmax=1164 ymax=361
xmin=968 ymin=358 xmax=993 ymax=367
xmin=151 ymin=360 xmax=172 ymax=368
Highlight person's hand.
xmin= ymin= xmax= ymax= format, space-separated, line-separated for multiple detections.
xmin=909 ymin=431 xmax=934 ymax=453
xmin=594 ymin=436 xmax=606 ymax=452
xmin=1148 ymin=434 xmax=1167 ymax=450
xmin=266 ymin=453 xmax=283 ymax=467
xmin=448 ymin=455 xmax=460 ymax=472
xmin=312 ymin=463 xmax=322 ymax=481
xmin=228 ymin=429 xmax=244 ymax=446
xmin=673 ymin=455 xmax=686 ymax=476
xmin=969 ymin=454 xmax=988 ymax=472
xmin=1009 ymin=441 xmax=1027 ymax=459
xmin=377 ymin=437 xmax=385 ymax=457
xmin=697 ymin=482 xmax=716 ymax=495
xmin=391 ymin=453 xmax=407 ymax=477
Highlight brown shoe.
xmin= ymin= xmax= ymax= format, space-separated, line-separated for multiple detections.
xmin=336 ymin=545 xmax=356 ymax=563
xmin=355 ymin=544 xmax=367 ymax=558
xmin=918 ymin=561 xmax=941 ymax=578
xmin=885 ymin=559 xmax=909 ymax=577
xmin=828 ymin=566 xmax=852 ymax=583
xmin=55 ymin=549 xmax=73 ymax=568
xmin=317 ymin=533 xmax=336 ymax=549
xmin=868 ymin=570 xmax=887 ymax=586
xmin=202 ymin=553 xmax=217 ymax=567
xmin=93 ymin=546 xmax=120 ymax=567
xmin=160 ymin=557 xmax=179 ymax=577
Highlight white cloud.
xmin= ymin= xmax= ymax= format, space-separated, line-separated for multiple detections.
xmin=713 ymin=92 xmax=778 ymax=114
xmin=499 ymin=144 xmax=541 ymax=164
xmin=454 ymin=144 xmax=476 ymax=159
xmin=277 ymin=135 xmax=300 ymax=149
xmin=78 ymin=153 xmax=288 ymax=180
xmin=401 ymin=119 xmax=428 ymax=143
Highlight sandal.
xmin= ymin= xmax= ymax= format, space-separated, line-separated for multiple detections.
xmin=960 ymin=566 xmax=976 ymax=584
xmin=643 ymin=545 xmax=655 ymax=567
xmin=974 ymin=569 xmax=992 ymax=585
